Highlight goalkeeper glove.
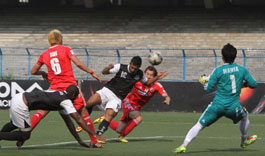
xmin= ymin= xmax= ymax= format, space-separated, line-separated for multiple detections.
xmin=199 ymin=74 xmax=210 ymax=85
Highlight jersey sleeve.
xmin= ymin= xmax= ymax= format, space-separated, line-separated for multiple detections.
xmin=109 ymin=64 xmax=121 ymax=74
xmin=244 ymin=68 xmax=257 ymax=88
xmin=36 ymin=54 xmax=44 ymax=65
xmin=59 ymin=99 xmax=77 ymax=115
xmin=205 ymin=68 xmax=218 ymax=93
xmin=65 ymin=46 xmax=75 ymax=59
xmin=155 ymin=82 xmax=167 ymax=95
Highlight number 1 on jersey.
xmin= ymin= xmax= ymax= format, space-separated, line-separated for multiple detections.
xmin=230 ymin=74 xmax=236 ymax=93
xmin=50 ymin=58 xmax=62 ymax=75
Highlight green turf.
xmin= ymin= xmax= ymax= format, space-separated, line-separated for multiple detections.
xmin=0 ymin=110 xmax=264 ymax=156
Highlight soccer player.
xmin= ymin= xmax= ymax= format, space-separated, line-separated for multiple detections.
xmin=28 ymin=29 xmax=102 ymax=147
xmin=0 ymin=85 xmax=105 ymax=148
xmin=85 ymin=56 xmax=168 ymax=137
xmin=173 ymin=43 xmax=258 ymax=154
xmin=93 ymin=66 xmax=170 ymax=142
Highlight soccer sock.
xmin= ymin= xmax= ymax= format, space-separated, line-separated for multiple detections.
xmin=120 ymin=119 xmax=139 ymax=137
xmin=96 ymin=120 xmax=109 ymax=136
xmin=109 ymin=120 xmax=120 ymax=131
xmin=239 ymin=113 xmax=250 ymax=144
xmin=83 ymin=115 xmax=97 ymax=144
xmin=1 ymin=122 xmax=17 ymax=132
xmin=182 ymin=122 xmax=203 ymax=147
xmin=0 ymin=131 xmax=23 ymax=141
xmin=31 ymin=111 xmax=46 ymax=131
xmin=86 ymin=107 xmax=93 ymax=115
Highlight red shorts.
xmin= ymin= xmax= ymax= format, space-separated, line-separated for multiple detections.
xmin=73 ymin=89 xmax=86 ymax=111
xmin=120 ymin=98 xmax=141 ymax=121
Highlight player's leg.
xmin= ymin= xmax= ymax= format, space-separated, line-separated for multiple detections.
xmin=7 ymin=93 xmax=32 ymax=147
xmin=1 ymin=122 xmax=17 ymax=132
xmin=97 ymin=108 xmax=117 ymax=136
xmin=31 ymin=110 xmax=49 ymax=130
xmin=173 ymin=103 xmax=221 ymax=154
xmin=119 ymin=111 xmax=142 ymax=138
xmin=225 ymin=104 xmax=257 ymax=148
xmin=96 ymin=87 xmax=121 ymax=136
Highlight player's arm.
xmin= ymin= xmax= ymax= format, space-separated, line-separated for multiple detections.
xmin=71 ymin=56 xmax=102 ymax=82
xmin=244 ymin=69 xmax=257 ymax=88
xmin=59 ymin=113 xmax=90 ymax=148
xmin=161 ymin=93 xmax=170 ymax=105
xmin=69 ymin=112 xmax=106 ymax=143
xmin=204 ymin=69 xmax=218 ymax=93
xmin=144 ymin=71 xmax=168 ymax=86
xmin=102 ymin=64 xmax=120 ymax=75
xmin=31 ymin=64 xmax=48 ymax=80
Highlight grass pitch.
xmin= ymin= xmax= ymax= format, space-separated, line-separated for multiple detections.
xmin=0 ymin=110 xmax=264 ymax=156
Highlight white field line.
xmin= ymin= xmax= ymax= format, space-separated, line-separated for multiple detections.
xmin=1 ymin=135 xmax=264 ymax=149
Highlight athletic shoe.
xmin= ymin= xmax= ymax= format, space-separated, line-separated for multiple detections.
xmin=93 ymin=115 xmax=105 ymax=124
xmin=75 ymin=126 xmax=83 ymax=133
xmin=172 ymin=146 xmax=186 ymax=154
xmin=116 ymin=136 xmax=128 ymax=143
xmin=241 ymin=135 xmax=258 ymax=148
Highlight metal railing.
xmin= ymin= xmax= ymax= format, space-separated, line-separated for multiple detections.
xmin=0 ymin=47 xmax=265 ymax=81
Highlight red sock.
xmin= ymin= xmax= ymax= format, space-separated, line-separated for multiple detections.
xmin=109 ymin=120 xmax=120 ymax=131
xmin=83 ymin=115 xmax=97 ymax=144
xmin=31 ymin=111 xmax=46 ymax=131
xmin=120 ymin=119 xmax=139 ymax=137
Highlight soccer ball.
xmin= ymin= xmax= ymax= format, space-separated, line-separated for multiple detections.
xmin=148 ymin=51 xmax=163 ymax=65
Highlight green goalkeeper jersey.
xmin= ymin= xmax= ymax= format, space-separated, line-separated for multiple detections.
xmin=205 ymin=63 xmax=257 ymax=106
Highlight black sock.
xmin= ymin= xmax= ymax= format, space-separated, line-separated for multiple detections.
xmin=0 ymin=131 xmax=23 ymax=141
xmin=1 ymin=122 xmax=17 ymax=132
xmin=96 ymin=120 xmax=109 ymax=136
xmin=86 ymin=106 xmax=93 ymax=115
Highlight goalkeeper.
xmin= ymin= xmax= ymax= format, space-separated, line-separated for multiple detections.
xmin=173 ymin=43 xmax=258 ymax=154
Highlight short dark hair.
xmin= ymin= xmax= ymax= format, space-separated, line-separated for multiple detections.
xmin=221 ymin=43 xmax=237 ymax=64
xmin=66 ymin=85 xmax=79 ymax=100
xmin=144 ymin=66 xmax=158 ymax=77
xmin=130 ymin=56 xmax=142 ymax=67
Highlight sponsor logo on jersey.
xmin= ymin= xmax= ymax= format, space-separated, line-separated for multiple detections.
xmin=50 ymin=51 xmax=57 ymax=57
xmin=136 ymin=88 xmax=148 ymax=96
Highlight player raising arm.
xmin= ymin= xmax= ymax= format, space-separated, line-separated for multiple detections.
xmin=28 ymin=29 xmax=102 ymax=148
xmin=173 ymin=43 xmax=258 ymax=154
xmin=93 ymin=66 xmax=170 ymax=142
xmin=0 ymin=85 xmax=105 ymax=148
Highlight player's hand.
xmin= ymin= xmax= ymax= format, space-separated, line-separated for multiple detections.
xmin=94 ymin=135 xmax=107 ymax=143
xmin=163 ymin=99 xmax=170 ymax=105
xmin=78 ymin=140 xmax=90 ymax=148
xmin=108 ymin=64 xmax=114 ymax=69
xmin=157 ymin=71 xmax=168 ymax=79
xmin=92 ymin=73 xmax=102 ymax=83
xmin=199 ymin=74 xmax=210 ymax=85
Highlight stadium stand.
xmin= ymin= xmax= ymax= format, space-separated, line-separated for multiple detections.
xmin=0 ymin=7 xmax=265 ymax=80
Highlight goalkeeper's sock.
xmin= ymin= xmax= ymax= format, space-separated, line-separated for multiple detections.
xmin=120 ymin=119 xmax=139 ymax=137
xmin=83 ymin=115 xmax=97 ymax=144
xmin=96 ymin=120 xmax=109 ymax=136
xmin=239 ymin=113 xmax=250 ymax=144
xmin=109 ymin=120 xmax=120 ymax=131
xmin=182 ymin=122 xmax=203 ymax=147
xmin=31 ymin=111 xmax=47 ymax=130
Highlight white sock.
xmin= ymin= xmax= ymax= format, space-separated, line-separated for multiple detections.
xmin=182 ymin=122 xmax=204 ymax=147
xmin=239 ymin=113 xmax=250 ymax=144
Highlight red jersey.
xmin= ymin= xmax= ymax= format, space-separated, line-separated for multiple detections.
xmin=125 ymin=81 xmax=166 ymax=108
xmin=37 ymin=45 xmax=77 ymax=91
